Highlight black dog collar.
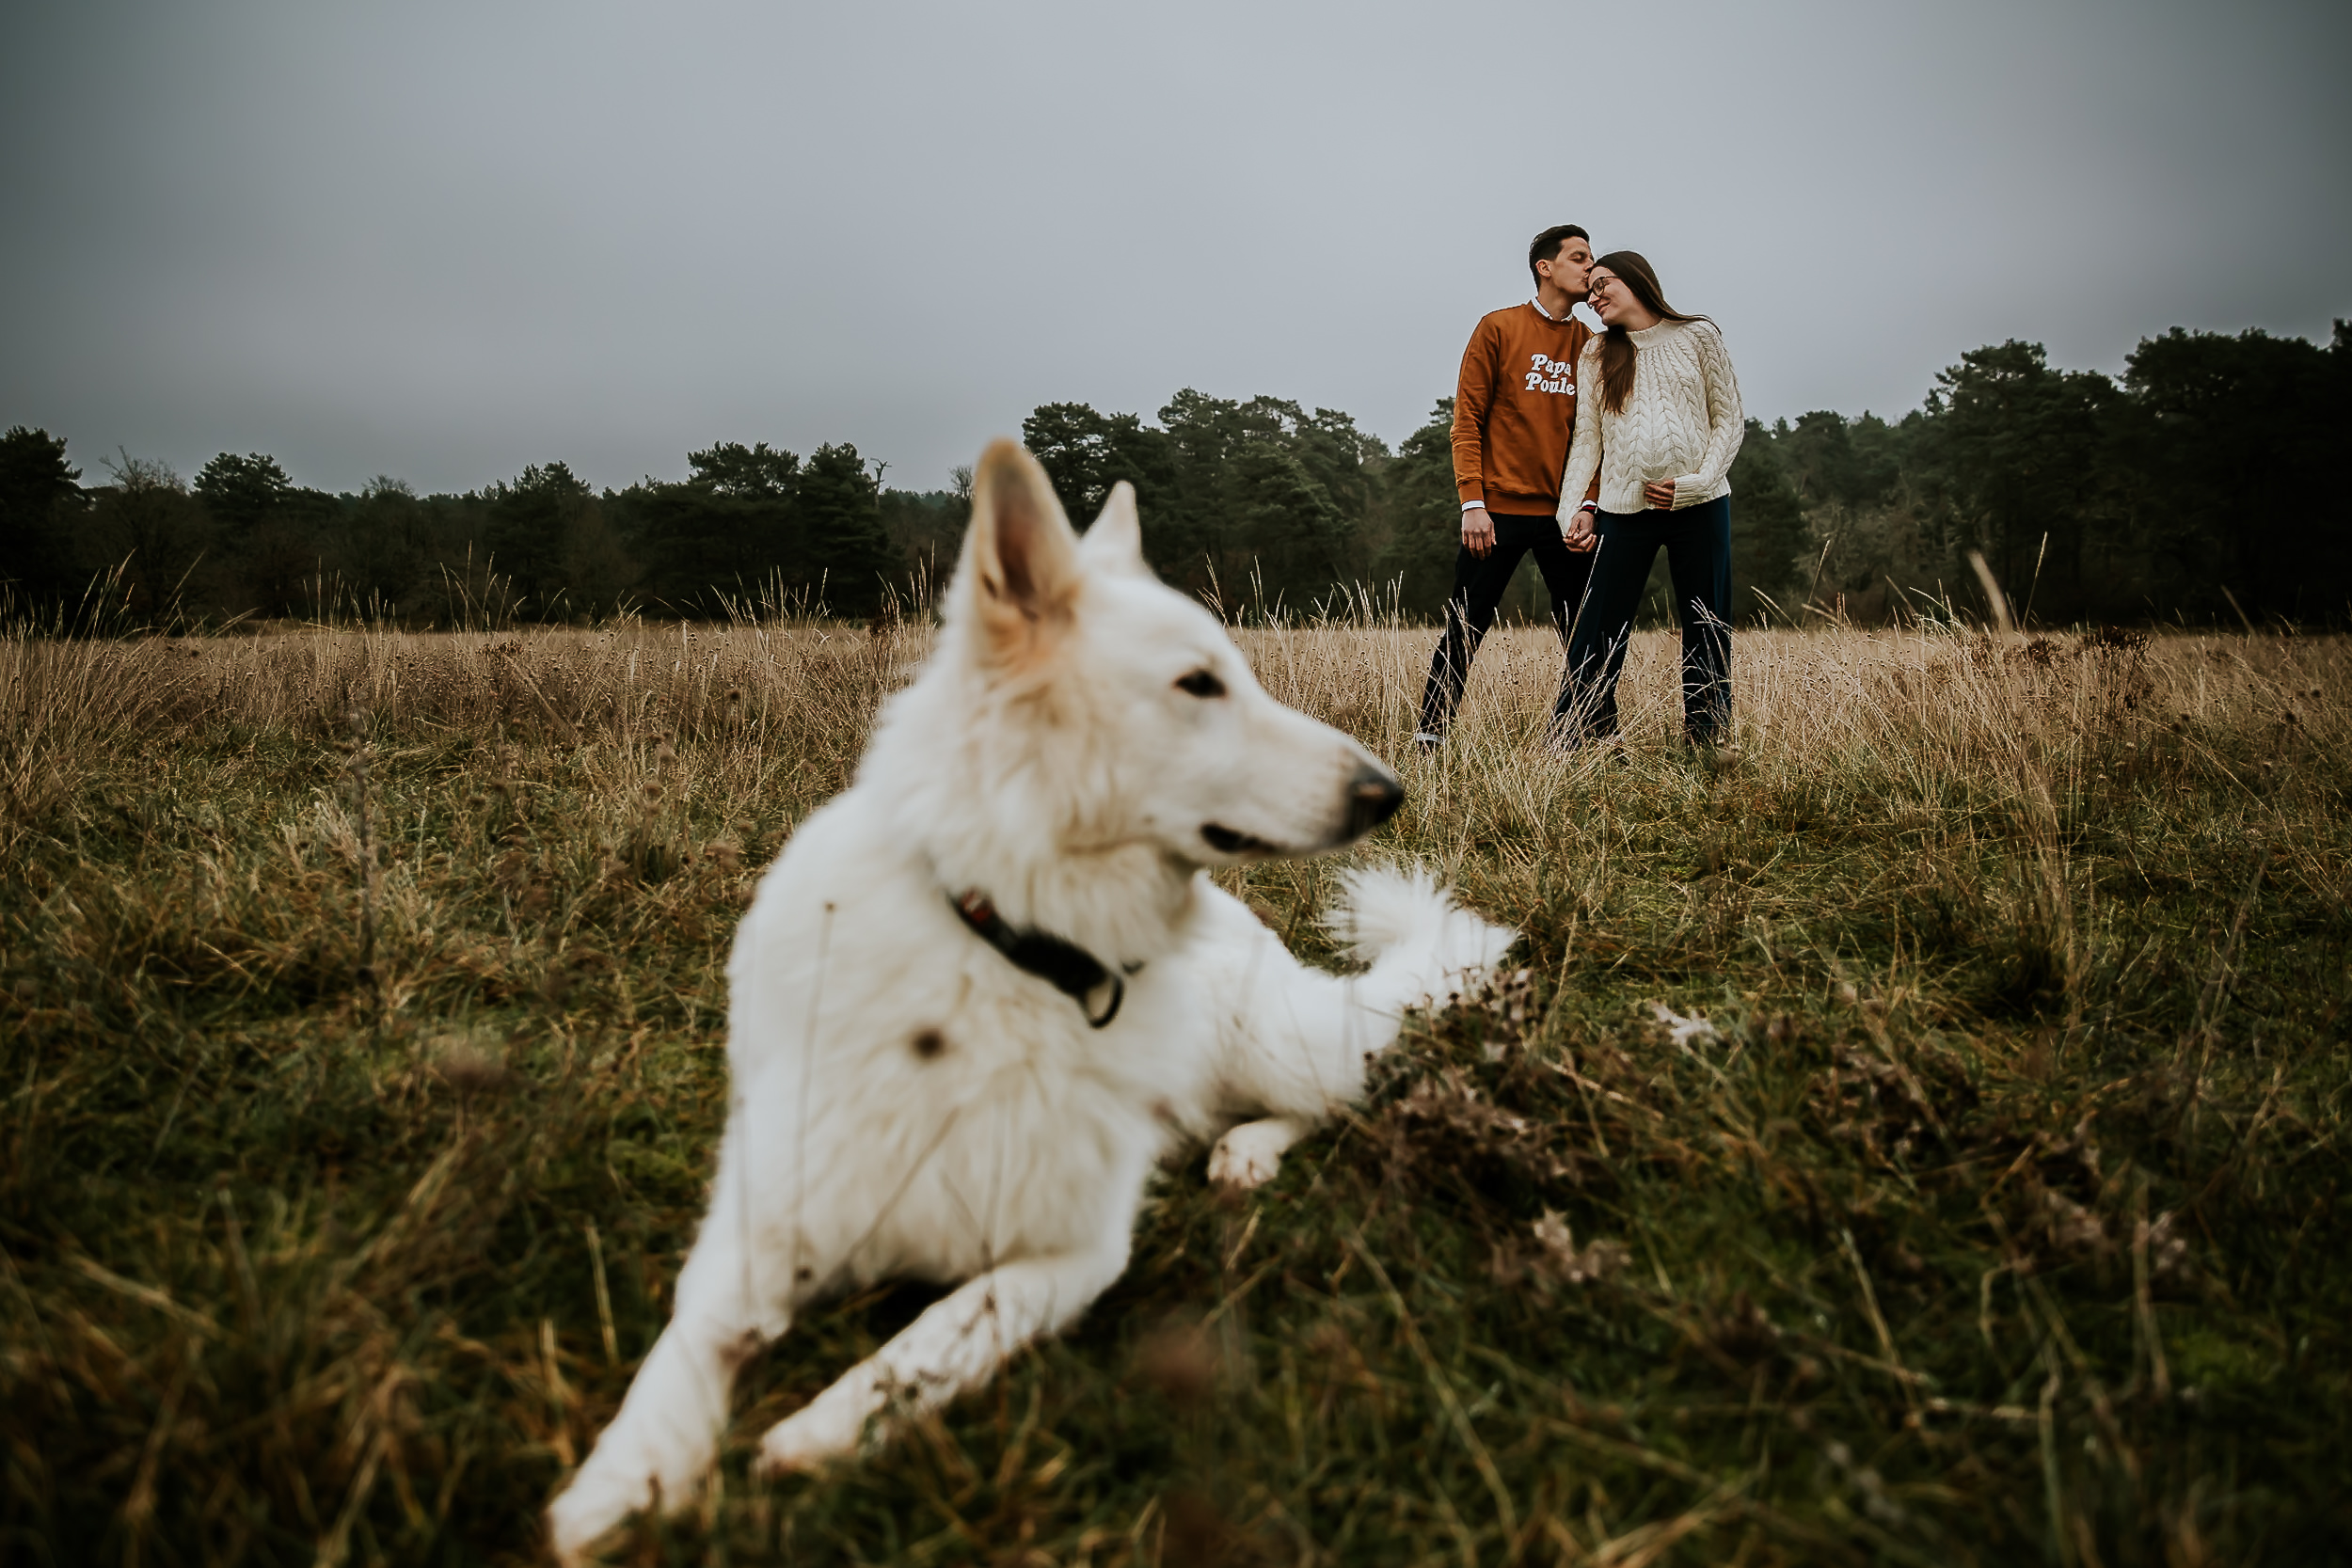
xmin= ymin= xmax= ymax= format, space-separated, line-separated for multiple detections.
xmin=949 ymin=890 xmax=1134 ymax=1028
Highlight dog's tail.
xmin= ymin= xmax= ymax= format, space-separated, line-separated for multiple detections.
xmin=1325 ymin=863 xmax=1518 ymax=1013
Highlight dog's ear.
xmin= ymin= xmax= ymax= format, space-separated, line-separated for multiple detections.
xmin=1079 ymin=482 xmax=1151 ymax=578
xmin=962 ymin=438 xmax=1082 ymax=663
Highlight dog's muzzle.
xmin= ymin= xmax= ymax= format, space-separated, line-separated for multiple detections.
xmin=1343 ymin=765 xmax=1405 ymax=841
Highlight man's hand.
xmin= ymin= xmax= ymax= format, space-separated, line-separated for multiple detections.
xmin=1564 ymin=508 xmax=1597 ymax=552
xmin=1642 ymin=479 xmax=1678 ymax=511
xmin=1461 ymin=505 xmax=1495 ymax=558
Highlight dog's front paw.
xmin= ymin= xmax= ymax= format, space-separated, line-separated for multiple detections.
xmin=1208 ymin=1117 xmax=1301 ymax=1190
xmin=547 ymin=1462 xmax=653 ymax=1565
xmin=755 ymin=1389 xmax=874 ymax=1477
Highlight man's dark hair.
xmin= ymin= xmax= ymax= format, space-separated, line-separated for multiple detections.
xmin=1527 ymin=225 xmax=1590 ymax=286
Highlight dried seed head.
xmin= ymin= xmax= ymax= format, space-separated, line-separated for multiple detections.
xmin=1529 ymin=1211 xmax=1629 ymax=1286
xmin=2136 ymin=1212 xmax=2191 ymax=1277
xmin=2038 ymin=1186 xmax=2108 ymax=1256
xmin=430 ymin=1038 xmax=513 ymax=1097
xmin=1135 ymin=1323 xmax=1216 ymax=1408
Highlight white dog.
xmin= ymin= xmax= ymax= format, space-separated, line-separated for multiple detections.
xmin=547 ymin=440 xmax=1516 ymax=1560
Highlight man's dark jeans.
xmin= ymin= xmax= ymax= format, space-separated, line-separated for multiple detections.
xmin=1419 ymin=510 xmax=1596 ymax=735
xmin=1552 ymin=496 xmax=1733 ymax=745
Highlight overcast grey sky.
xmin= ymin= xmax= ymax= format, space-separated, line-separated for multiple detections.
xmin=3 ymin=0 xmax=2345 ymax=496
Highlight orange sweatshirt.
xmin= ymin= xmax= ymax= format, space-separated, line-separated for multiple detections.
xmin=1451 ymin=303 xmax=1599 ymax=514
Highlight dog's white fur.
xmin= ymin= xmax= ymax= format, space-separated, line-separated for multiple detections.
xmin=546 ymin=441 xmax=1515 ymax=1560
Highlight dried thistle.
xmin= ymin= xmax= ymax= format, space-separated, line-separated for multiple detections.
xmin=2135 ymin=1210 xmax=2191 ymax=1280
xmin=429 ymin=1036 xmax=513 ymax=1098
xmin=1528 ymin=1211 xmax=1629 ymax=1287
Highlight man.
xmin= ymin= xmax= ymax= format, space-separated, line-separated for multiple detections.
xmin=1416 ymin=224 xmax=1603 ymax=746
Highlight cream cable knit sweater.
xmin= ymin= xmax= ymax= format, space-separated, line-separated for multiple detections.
xmin=1556 ymin=318 xmax=1744 ymax=519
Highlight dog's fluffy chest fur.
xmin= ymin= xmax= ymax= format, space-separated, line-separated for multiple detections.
xmin=721 ymin=790 xmax=1232 ymax=1296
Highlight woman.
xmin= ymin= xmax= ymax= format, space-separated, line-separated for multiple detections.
xmin=1553 ymin=251 xmax=1743 ymax=750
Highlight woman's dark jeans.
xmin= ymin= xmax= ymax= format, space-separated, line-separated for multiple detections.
xmin=1552 ymin=496 xmax=1733 ymax=745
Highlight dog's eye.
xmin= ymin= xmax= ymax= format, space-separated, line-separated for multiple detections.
xmin=1175 ymin=669 xmax=1226 ymax=699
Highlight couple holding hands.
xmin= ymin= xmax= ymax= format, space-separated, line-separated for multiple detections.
xmin=1417 ymin=224 xmax=1745 ymax=754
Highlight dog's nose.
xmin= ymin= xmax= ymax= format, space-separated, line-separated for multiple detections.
xmin=1344 ymin=765 xmax=1405 ymax=839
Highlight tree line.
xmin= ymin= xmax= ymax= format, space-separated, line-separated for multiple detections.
xmin=3 ymin=321 xmax=2344 ymax=629
xmin=0 ymin=436 xmax=935 ymax=626
xmin=1745 ymin=323 xmax=2351 ymax=627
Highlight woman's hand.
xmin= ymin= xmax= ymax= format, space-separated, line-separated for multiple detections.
xmin=1564 ymin=509 xmax=1597 ymax=551
xmin=1643 ymin=479 xmax=1677 ymax=510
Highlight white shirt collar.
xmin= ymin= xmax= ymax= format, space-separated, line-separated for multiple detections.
xmin=1530 ymin=294 xmax=1567 ymax=322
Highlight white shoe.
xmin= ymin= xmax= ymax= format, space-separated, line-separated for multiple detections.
xmin=1413 ymin=731 xmax=1445 ymax=751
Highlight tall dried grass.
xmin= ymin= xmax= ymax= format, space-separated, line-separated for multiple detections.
xmin=2 ymin=610 xmax=2346 ymax=1565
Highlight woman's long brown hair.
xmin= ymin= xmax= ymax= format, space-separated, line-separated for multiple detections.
xmin=1593 ymin=250 xmax=1705 ymax=415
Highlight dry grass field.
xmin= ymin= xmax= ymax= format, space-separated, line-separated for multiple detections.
xmin=3 ymin=612 xmax=2347 ymax=1566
